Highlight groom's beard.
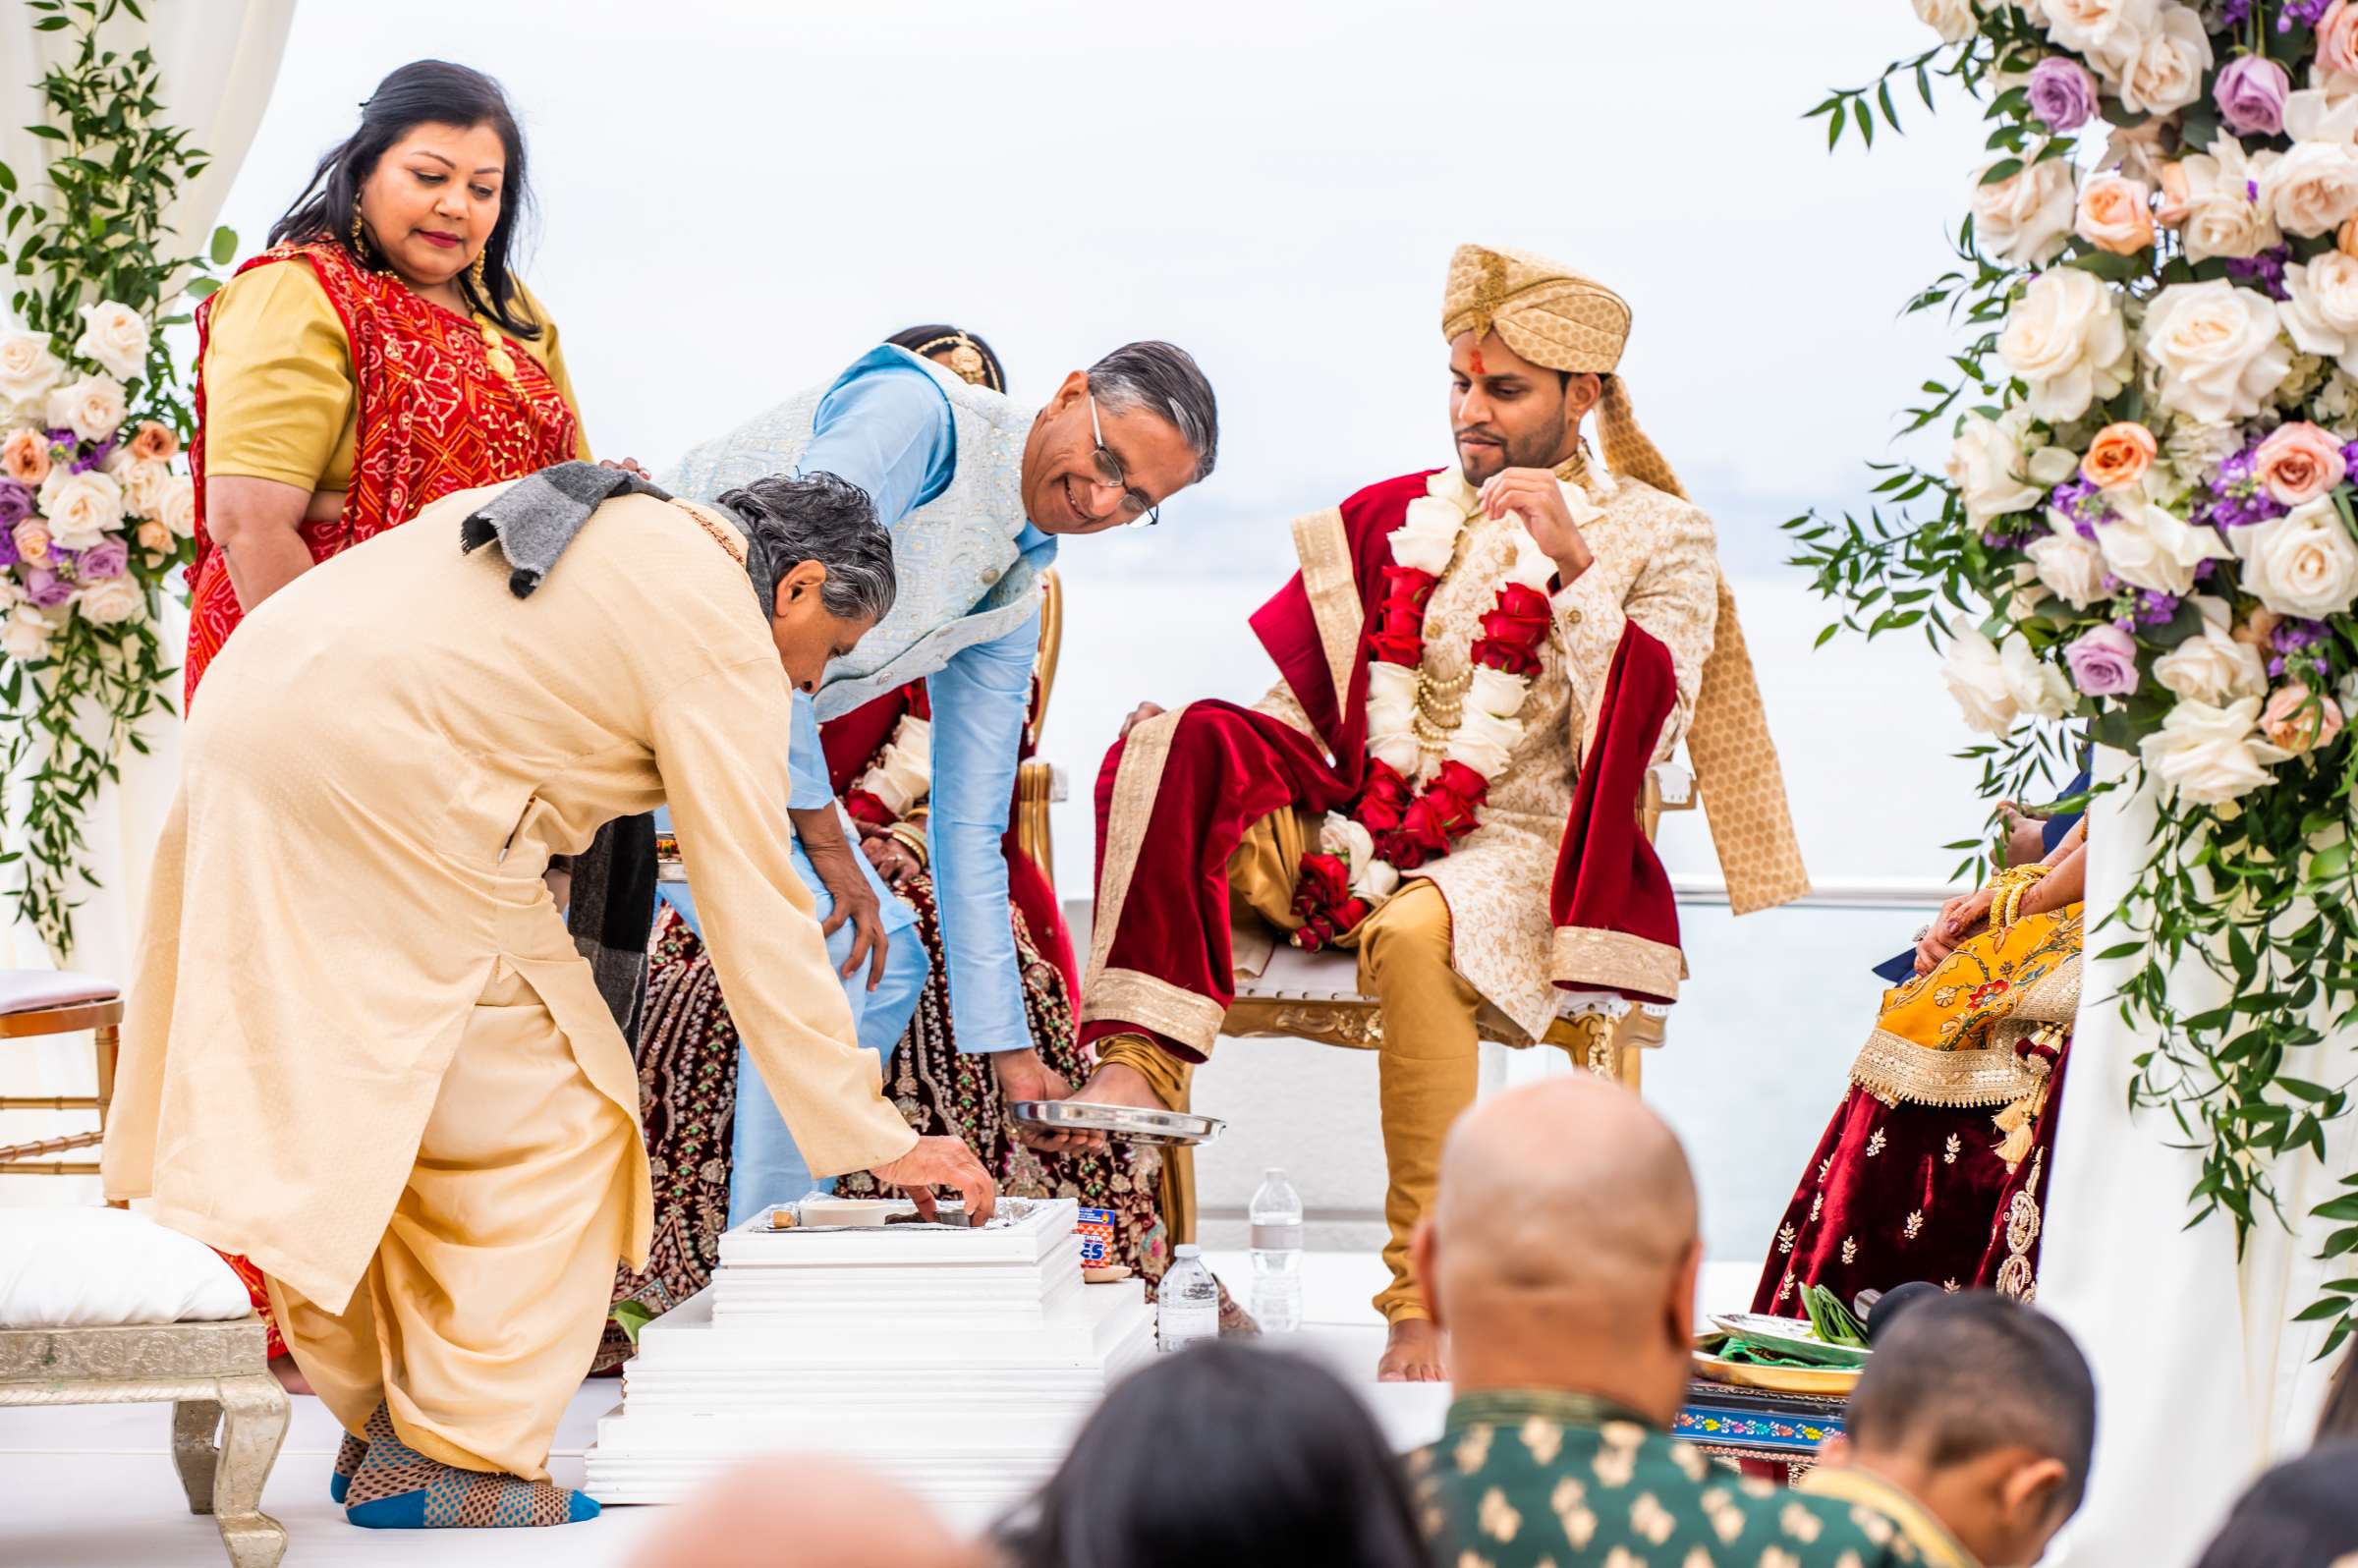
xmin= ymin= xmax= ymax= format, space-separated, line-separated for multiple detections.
xmin=1455 ymin=422 xmax=1571 ymax=486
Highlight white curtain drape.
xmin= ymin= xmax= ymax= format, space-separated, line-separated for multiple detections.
xmin=2040 ymin=748 xmax=2358 ymax=1563
xmin=0 ymin=1 xmax=296 ymax=1207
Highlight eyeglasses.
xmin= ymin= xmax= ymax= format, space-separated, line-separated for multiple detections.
xmin=1089 ymin=391 xmax=1160 ymax=528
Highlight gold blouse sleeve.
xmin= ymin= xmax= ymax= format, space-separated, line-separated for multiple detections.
xmin=198 ymin=259 xmax=357 ymax=491
xmin=508 ymin=280 xmax=590 ymax=460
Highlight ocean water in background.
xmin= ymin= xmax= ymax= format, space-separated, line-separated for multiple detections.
xmin=1034 ymin=529 xmax=2029 ymax=1265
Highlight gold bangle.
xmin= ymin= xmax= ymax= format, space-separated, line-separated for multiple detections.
xmin=885 ymin=823 xmax=929 ymax=868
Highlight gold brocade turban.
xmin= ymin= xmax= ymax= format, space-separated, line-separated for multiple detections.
xmin=1442 ymin=243 xmax=1811 ymax=915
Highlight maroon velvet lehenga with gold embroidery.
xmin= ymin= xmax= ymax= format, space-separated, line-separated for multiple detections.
xmin=1753 ymin=906 xmax=2080 ymax=1315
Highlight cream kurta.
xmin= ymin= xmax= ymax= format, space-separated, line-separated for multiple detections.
xmin=1257 ymin=463 xmax=1718 ymax=1041
xmin=102 ymin=482 xmax=919 ymax=1311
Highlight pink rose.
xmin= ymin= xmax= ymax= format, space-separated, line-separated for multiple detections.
xmin=2255 ymin=421 xmax=2349 ymax=506
xmin=127 ymin=420 xmax=177 ymax=462
xmin=2215 ymin=55 xmax=2291 ymax=139
xmin=11 ymin=517 xmax=49 ymax=567
xmin=2261 ymin=682 xmax=2346 ymax=753
xmin=2324 ymin=0 xmax=2358 ymax=79
xmin=2157 ymin=162 xmax=2193 ymax=228
xmin=2064 ymin=623 xmax=2142 ymax=698
xmin=2077 ymin=173 xmax=2156 ymax=256
xmin=0 ymin=428 xmax=49 ymax=486
xmin=135 ymin=519 xmax=169 ymax=554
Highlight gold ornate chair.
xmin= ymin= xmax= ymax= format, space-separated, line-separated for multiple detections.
xmin=1014 ymin=568 xmax=1065 ymax=892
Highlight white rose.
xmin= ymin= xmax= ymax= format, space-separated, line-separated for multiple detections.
xmin=38 ymin=468 xmax=124 ymax=550
xmin=1350 ymin=858 xmax=1401 ymax=905
xmin=2099 ymin=493 xmax=2233 ymax=594
xmin=72 ymin=301 xmax=149 ymax=382
xmin=2140 ymin=696 xmax=2288 ymax=805
xmin=1468 ymin=664 xmax=1531 ymax=720
xmin=0 ymin=573 xmax=19 ymax=611
xmin=2045 ymin=0 xmax=2161 ymax=71
xmin=2153 ymin=595 xmax=2270 ymax=704
xmin=1913 ymin=0 xmax=1979 ymax=41
xmin=0 ymin=330 xmax=65 ymax=406
xmin=2000 ymin=632 xmax=2074 ymax=720
xmin=157 ymin=475 xmax=196 ymax=539
xmin=2114 ymin=2 xmax=2213 ymax=115
xmin=2281 ymin=253 xmax=2358 ymax=377
xmin=1319 ymin=812 xmax=1377 ymax=873
xmin=2178 ymin=140 xmax=2284 ymax=262
xmin=1388 ymin=495 xmax=1464 ymax=575
xmin=2268 ymin=140 xmax=2358 ymax=238
xmin=1500 ymin=523 xmax=1558 ymax=593
xmin=2142 ymin=281 xmax=2294 ymax=424
xmin=2026 ymin=444 xmax=2083 ymax=487
xmin=72 ymin=577 xmax=141 ymax=627
xmin=1444 ymin=705 xmax=1524 ymax=779
xmin=2233 ymin=497 xmax=2358 ymax=618
xmin=1973 ymin=156 xmax=2078 ymax=267
xmin=2026 ymin=529 xmax=2109 ymax=608
xmin=1365 ymin=661 xmax=1420 ymax=775
xmin=1999 ymin=268 xmax=2131 ymax=422
xmin=42 ymin=372 xmax=125 ymax=444
xmin=1947 ymin=407 xmax=2046 ymax=527
xmin=1941 ymin=622 xmax=2021 ymax=736
xmin=2285 ymin=84 xmax=2358 ymax=147
xmin=114 ymin=456 xmax=170 ymax=521
xmin=0 ymin=605 xmax=52 ymax=661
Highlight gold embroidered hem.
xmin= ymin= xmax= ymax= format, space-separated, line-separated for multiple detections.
xmin=1548 ymin=925 xmax=1681 ymax=1001
xmin=1849 ymin=1029 xmax=2044 ymax=1109
xmin=1078 ymin=969 xmax=1226 ymax=1058
xmin=1291 ymin=507 xmax=1360 ymax=708
xmin=1083 ymin=708 xmax=1181 ymax=984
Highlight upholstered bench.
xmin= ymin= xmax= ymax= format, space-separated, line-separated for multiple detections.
xmin=0 ymin=1207 xmax=291 ymax=1567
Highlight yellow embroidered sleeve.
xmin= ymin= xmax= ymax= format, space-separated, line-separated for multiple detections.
xmin=1621 ymin=491 xmax=1719 ymax=752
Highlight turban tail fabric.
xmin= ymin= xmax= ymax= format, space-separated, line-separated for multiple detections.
xmin=1442 ymin=243 xmax=1810 ymax=917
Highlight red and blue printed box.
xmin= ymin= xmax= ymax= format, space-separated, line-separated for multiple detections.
xmin=1075 ymin=1206 xmax=1115 ymax=1265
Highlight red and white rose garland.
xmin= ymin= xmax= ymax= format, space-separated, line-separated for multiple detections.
xmin=1290 ymin=472 xmax=1567 ymax=948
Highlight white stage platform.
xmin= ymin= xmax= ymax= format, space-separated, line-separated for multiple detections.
xmin=0 ymin=1253 xmax=1758 ymax=1568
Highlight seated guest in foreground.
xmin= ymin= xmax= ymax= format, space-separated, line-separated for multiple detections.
xmin=1060 ymin=244 xmax=1807 ymax=1379
xmin=1411 ymin=1077 xmax=1912 ymax=1565
xmin=662 ymin=332 xmax=1217 ymax=1230
xmin=997 ymin=1341 xmax=1429 ymax=1568
xmin=2189 ymin=1442 xmax=2358 ymax=1568
xmin=1756 ymin=817 xmax=2087 ymax=1316
xmin=1806 ymin=1292 xmax=2097 ymax=1567
xmin=103 ymin=468 xmax=995 ymax=1529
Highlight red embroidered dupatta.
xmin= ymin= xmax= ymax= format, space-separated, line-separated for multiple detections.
xmin=183 ymin=242 xmax=580 ymax=699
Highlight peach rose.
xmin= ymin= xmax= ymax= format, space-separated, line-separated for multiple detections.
xmin=135 ymin=520 xmax=170 ymax=554
xmin=2078 ymin=172 xmax=2156 ymax=255
xmin=2261 ymin=682 xmax=2346 ymax=753
xmin=2157 ymin=161 xmax=2193 ymax=228
xmin=2255 ymin=420 xmax=2350 ymax=506
xmin=126 ymin=420 xmax=177 ymax=462
xmin=2324 ymin=0 xmax=2358 ymax=79
xmin=2082 ymin=421 xmax=2159 ymax=490
xmin=1 ymin=427 xmax=49 ymax=486
xmin=12 ymin=517 xmax=50 ymax=567
xmin=2343 ymin=214 xmax=2358 ymax=258
xmin=2233 ymin=607 xmax=2283 ymax=648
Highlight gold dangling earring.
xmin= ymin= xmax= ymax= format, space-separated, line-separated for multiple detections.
xmin=469 ymin=249 xmax=488 ymax=306
xmin=349 ymin=196 xmax=366 ymax=258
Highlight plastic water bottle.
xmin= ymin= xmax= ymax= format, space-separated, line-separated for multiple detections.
xmin=1157 ymin=1245 xmax=1219 ymax=1352
xmin=1249 ymin=1167 xmax=1305 ymax=1334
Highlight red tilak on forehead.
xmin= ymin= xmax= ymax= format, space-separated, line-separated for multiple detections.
xmin=1469 ymin=346 xmax=1486 ymax=375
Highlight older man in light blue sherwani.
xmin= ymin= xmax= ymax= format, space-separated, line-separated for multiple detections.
xmin=662 ymin=336 xmax=1218 ymax=1221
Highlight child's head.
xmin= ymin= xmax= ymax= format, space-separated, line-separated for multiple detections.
xmin=1820 ymin=1291 xmax=2096 ymax=1568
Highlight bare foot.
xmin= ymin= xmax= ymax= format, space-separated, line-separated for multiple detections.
xmin=1020 ymin=1062 xmax=1164 ymax=1152
xmin=1376 ymin=1317 xmax=1446 ymax=1382
xmin=270 ymin=1355 xmax=314 ymax=1397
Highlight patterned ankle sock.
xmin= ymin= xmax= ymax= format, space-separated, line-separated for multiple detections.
xmin=330 ymin=1429 xmax=366 ymax=1503
xmin=343 ymin=1403 xmax=599 ymax=1529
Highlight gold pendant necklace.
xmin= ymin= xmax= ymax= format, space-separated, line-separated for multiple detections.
xmin=477 ymin=319 xmax=518 ymax=382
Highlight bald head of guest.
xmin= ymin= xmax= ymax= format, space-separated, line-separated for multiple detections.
xmin=1408 ymin=1075 xmax=1701 ymax=1427
xmin=628 ymin=1456 xmax=984 ymax=1568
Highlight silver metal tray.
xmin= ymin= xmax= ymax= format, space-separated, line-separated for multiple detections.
xmin=1009 ymin=1099 xmax=1224 ymax=1147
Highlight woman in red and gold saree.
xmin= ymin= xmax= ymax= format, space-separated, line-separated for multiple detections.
xmin=1755 ymin=819 xmax=2086 ymax=1316
xmin=187 ymin=65 xmax=590 ymax=1360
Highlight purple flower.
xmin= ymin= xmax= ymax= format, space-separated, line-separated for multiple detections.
xmin=2216 ymin=55 xmax=2292 ymax=138
xmin=20 ymin=567 xmax=73 ymax=609
xmin=2219 ymin=0 xmax=2255 ymax=23
xmin=2049 ymin=476 xmax=2112 ymax=541
xmin=2028 ymin=57 xmax=2102 ymax=133
xmin=2279 ymin=0 xmax=2334 ymax=30
xmin=78 ymin=537 xmax=127 ymax=579
xmin=2065 ymin=623 xmax=2143 ymax=697
xmin=0 ymin=479 xmax=29 ymax=530
xmin=0 ymin=527 xmax=16 ymax=571
xmin=2224 ymin=244 xmax=2294 ymax=301
xmin=2204 ymin=441 xmax=2293 ymax=530
xmin=68 ymin=434 xmax=116 ymax=476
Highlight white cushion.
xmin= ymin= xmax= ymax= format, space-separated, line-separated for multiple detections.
xmin=0 ymin=1207 xmax=252 ymax=1328
xmin=0 ymin=968 xmax=119 ymax=1014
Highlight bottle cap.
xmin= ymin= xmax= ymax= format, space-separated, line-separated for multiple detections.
xmin=1263 ymin=1167 xmax=1283 ymax=1179
xmin=1174 ymin=1244 xmax=1201 ymax=1259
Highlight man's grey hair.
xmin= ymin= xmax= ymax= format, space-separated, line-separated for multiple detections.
xmin=1087 ymin=340 xmax=1219 ymax=483
xmin=716 ymin=471 xmax=897 ymax=623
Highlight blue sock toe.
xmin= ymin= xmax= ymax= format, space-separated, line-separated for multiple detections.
xmin=346 ymin=1491 xmax=428 ymax=1530
xmin=329 ymin=1473 xmax=349 ymax=1504
xmin=567 ymin=1492 xmax=601 ymax=1524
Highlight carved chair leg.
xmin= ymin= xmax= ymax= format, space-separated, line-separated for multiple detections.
xmin=171 ymin=1399 xmax=222 ymax=1514
xmin=209 ymin=1374 xmax=290 ymax=1568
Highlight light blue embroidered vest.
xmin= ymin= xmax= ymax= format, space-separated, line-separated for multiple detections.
xmin=662 ymin=351 xmax=1038 ymax=721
